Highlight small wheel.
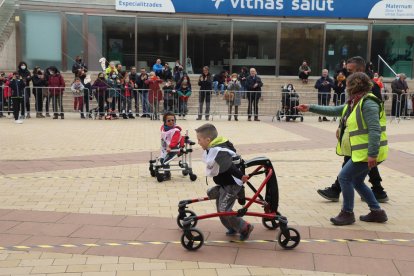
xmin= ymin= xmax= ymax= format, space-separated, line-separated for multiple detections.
xmin=189 ymin=174 xmax=197 ymax=181
xmin=150 ymin=169 xmax=156 ymax=177
xmin=278 ymin=227 xmax=300 ymax=249
xmin=181 ymin=228 xmax=204 ymax=251
xmin=182 ymin=170 xmax=189 ymax=176
xmin=156 ymin=173 xmax=164 ymax=183
xmin=177 ymin=210 xmax=197 ymax=229
xmin=262 ymin=218 xmax=280 ymax=230
xmin=300 ymin=116 xmax=304 ymax=122
xmin=286 ymin=116 xmax=291 ymax=122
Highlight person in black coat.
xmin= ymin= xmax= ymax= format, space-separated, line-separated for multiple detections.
xmin=314 ymin=69 xmax=334 ymax=121
xmin=161 ymin=63 xmax=173 ymax=81
xmin=9 ymin=72 xmax=26 ymax=122
xmin=245 ymin=68 xmax=263 ymax=121
xmin=72 ymin=56 xmax=88 ymax=78
xmin=32 ymin=67 xmax=48 ymax=118
xmin=17 ymin=61 xmax=32 ymax=118
xmin=197 ymin=66 xmax=213 ymax=121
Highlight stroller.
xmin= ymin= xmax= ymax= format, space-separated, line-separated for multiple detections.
xmin=276 ymin=84 xmax=304 ymax=122
xmin=177 ymin=156 xmax=300 ymax=251
xmin=149 ymin=130 xmax=197 ymax=183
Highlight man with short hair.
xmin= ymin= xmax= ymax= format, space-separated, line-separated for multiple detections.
xmin=391 ymin=73 xmax=409 ymax=119
xmin=136 ymin=68 xmax=149 ymax=117
xmin=129 ymin=67 xmax=140 ymax=116
xmin=314 ymin=69 xmax=334 ymax=122
xmin=245 ymin=68 xmax=263 ymax=121
xmin=317 ymin=56 xmax=389 ymax=203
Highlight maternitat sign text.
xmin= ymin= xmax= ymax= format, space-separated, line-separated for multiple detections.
xmin=115 ymin=0 xmax=414 ymax=19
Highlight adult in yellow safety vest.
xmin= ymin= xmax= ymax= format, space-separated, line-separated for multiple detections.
xmin=296 ymin=72 xmax=388 ymax=226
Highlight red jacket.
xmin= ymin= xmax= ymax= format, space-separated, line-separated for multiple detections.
xmin=145 ymin=77 xmax=163 ymax=104
xmin=48 ymin=74 xmax=65 ymax=96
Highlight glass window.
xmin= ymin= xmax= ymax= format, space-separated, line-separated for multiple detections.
xmin=325 ymin=24 xmax=368 ymax=75
xmin=21 ymin=11 xmax=62 ymax=69
xmin=66 ymin=14 xmax=84 ymax=66
xmin=232 ymin=21 xmax=277 ymax=75
xmin=187 ymin=20 xmax=231 ymax=75
xmin=371 ymin=25 xmax=414 ymax=78
xmin=88 ymin=16 xmax=135 ymax=71
xmin=137 ymin=18 xmax=182 ymax=73
xmin=280 ymin=23 xmax=323 ymax=76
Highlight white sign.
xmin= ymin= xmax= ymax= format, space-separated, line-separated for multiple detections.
xmin=116 ymin=0 xmax=176 ymax=13
xmin=369 ymin=0 xmax=414 ymax=19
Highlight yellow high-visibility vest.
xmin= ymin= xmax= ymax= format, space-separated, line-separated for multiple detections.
xmin=336 ymin=93 xmax=388 ymax=162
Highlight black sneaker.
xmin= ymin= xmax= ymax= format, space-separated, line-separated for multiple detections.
xmin=317 ymin=187 xmax=340 ymax=202
xmin=373 ymin=190 xmax=389 ymax=203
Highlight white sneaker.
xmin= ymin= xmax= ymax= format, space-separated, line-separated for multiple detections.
xmin=14 ymin=120 xmax=23 ymax=124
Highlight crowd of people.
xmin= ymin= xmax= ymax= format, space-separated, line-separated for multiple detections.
xmin=0 ymin=56 xmax=413 ymax=124
xmin=299 ymin=59 xmax=413 ymax=121
xmin=0 ymin=58 xmax=265 ymax=123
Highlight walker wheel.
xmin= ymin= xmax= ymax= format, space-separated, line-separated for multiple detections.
xmin=156 ymin=173 xmax=164 ymax=183
xmin=182 ymin=170 xmax=189 ymax=176
xmin=189 ymin=174 xmax=197 ymax=181
xmin=300 ymin=116 xmax=304 ymax=122
xmin=278 ymin=227 xmax=300 ymax=249
xmin=181 ymin=228 xmax=204 ymax=251
xmin=177 ymin=210 xmax=197 ymax=229
xmin=262 ymin=218 xmax=280 ymax=230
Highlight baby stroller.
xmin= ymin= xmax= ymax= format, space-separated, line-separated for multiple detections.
xmin=149 ymin=131 xmax=197 ymax=183
xmin=176 ymin=156 xmax=300 ymax=251
xmin=276 ymin=84 xmax=304 ymax=122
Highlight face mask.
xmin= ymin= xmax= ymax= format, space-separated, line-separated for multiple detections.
xmin=49 ymin=71 xmax=54 ymax=75
xmin=112 ymin=74 xmax=117 ymax=79
xmin=21 ymin=66 xmax=26 ymax=70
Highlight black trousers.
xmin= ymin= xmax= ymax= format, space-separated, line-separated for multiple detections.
xmin=132 ymin=90 xmax=140 ymax=114
xmin=95 ymin=94 xmax=105 ymax=116
xmin=332 ymin=156 xmax=384 ymax=192
xmin=24 ymin=88 xmax=31 ymax=113
xmin=12 ymin=97 xmax=24 ymax=120
xmin=198 ymin=91 xmax=211 ymax=119
xmin=391 ymin=93 xmax=406 ymax=117
xmin=34 ymin=88 xmax=44 ymax=112
xmin=247 ymin=92 xmax=260 ymax=118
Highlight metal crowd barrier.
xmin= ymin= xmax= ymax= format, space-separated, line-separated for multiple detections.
xmin=1 ymin=85 xmax=413 ymax=121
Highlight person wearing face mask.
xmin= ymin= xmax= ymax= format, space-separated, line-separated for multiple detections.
xmin=17 ymin=61 xmax=32 ymax=118
xmin=47 ymin=66 xmax=65 ymax=119
xmin=106 ymin=69 xmax=121 ymax=119
xmin=32 ymin=67 xmax=48 ymax=118
xmin=9 ymin=72 xmax=26 ymax=124
xmin=92 ymin=73 xmax=108 ymax=120
xmin=225 ymin=73 xmax=242 ymax=121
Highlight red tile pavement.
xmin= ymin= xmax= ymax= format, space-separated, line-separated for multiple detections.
xmin=0 ymin=209 xmax=413 ymax=274
xmin=313 ymin=253 xmax=400 ymax=276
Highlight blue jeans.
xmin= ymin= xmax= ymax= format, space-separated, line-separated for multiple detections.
xmin=141 ymin=91 xmax=149 ymax=114
xmin=213 ymin=81 xmax=225 ymax=95
xmin=338 ymin=159 xmax=381 ymax=212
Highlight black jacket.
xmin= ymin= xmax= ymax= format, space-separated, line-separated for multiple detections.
xmin=314 ymin=76 xmax=334 ymax=93
xmin=10 ymin=78 xmax=26 ymax=97
xmin=211 ymin=140 xmax=244 ymax=186
xmin=246 ymin=75 xmax=263 ymax=92
xmin=32 ymin=74 xmax=47 ymax=88
xmin=391 ymin=79 xmax=408 ymax=95
xmin=72 ymin=62 xmax=88 ymax=75
xmin=198 ymin=73 xmax=213 ymax=91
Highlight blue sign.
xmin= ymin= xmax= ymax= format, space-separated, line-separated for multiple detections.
xmin=116 ymin=0 xmax=414 ymax=19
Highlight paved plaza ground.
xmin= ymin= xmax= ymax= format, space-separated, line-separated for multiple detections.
xmin=0 ymin=114 xmax=413 ymax=275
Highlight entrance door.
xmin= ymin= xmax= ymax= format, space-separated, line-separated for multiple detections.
xmin=325 ymin=24 xmax=368 ymax=75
